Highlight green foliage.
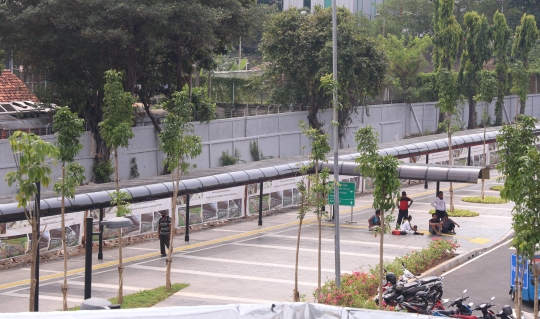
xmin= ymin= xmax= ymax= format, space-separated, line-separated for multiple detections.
xmin=416 ymin=72 xmax=438 ymax=102
xmin=99 ymin=70 xmax=135 ymax=150
xmin=110 ymin=190 xmax=132 ymax=217
xmin=53 ymin=107 xmax=86 ymax=199
xmin=459 ymin=11 xmax=492 ymax=129
xmin=490 ymin=185 xmax=504 ymax=191
xmin=383 ymin=35 xmax=432 ymax=103
xmin=130 ymin=158 xmax=139 ymax=180
xmin=190 ymin=86 xmax=217 ymax=123
xmin=210 ymin=77 xmax=265 ymax=104
xmin=437 ymin=69 xmax=463 ymax=133
xmin=159 ymin=89 xmax=203 ymax=175
xmin=249 ymin=140 xmax=268 ymax=161
xmin=355 ymin=126 xmax=401 ymax=221
xmin=428 ymin=208 xmax=479 ymax=217
xmin=92 ymin=160 xmax=114 ymax=184
xmin=375 ymin=0 xmax=435 ymax=37
xmin=220 ymin=149 xmax=242 ymax=166
xmin=493 ymin=11 xmax=511 ymax=125
xmin=511 ymin=62 xmax=530 ymax=115
xmin=259 ymin=7 xmax=387 ymax=134
xmin=512 ymin=14 xmax=540 ymax=68
xmin=434 ymin=0 xmax=462 ymax=71
xmin=461 ymin=196 xmax=509 ymax=204
xmin=316 ymin=238 xmax=459 ymax=309
xmin=475 ymin=70 xmax=497 ymax=105
xmin=5 ymin=131 xmax=59 ymax=209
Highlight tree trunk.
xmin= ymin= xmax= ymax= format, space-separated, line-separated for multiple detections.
xmin=534 ymin=262 xmax=538 ymax=319
xmin=117 ymin=230 xmax=124 ymax=304
xmin=481 ymin=106 xmax=487 ymax=199
xmin=436 ymin=111 xmax=446 ymax=134
xmin=315 ymin=163 xmax=322 ymax=293
xmin=176 ymin=46 xmax=186 ymax=91
xmin=115 ymin=147 xmax=119 ymax=192
xmin=468 ymin=97 xmax=477 ymax=129
xmin=515 ymin=249 xmax=522 ymax=317
xmin=307 ymin=105 xmax=321 ymax=131
xmin=61 ymin=163 xmax=68 ymax=311
xmin=140 ymin=98 xmax=161 ymax=133
xmin=448 ymin=113 xmax=454 ymax=212
xmin=166 ymin=166 xmax=179 ymax=289
xmin=293 ymin=213 xmax=303 ymax=302
xmin=29 ymin=215 xmax=38 ymax=312
xmin=378 ymin=208 xmax=385 ymax=310
xmin=208 ymin=70 xmax=212 ymax=99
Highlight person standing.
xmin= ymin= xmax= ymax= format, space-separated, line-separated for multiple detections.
xmin=431 ymin=191 xmax=446 ymax=219
xmin=158 ymin=211 xmax=172 ymax=257
xmin=396 ymin=191 xmax=413 ymax=229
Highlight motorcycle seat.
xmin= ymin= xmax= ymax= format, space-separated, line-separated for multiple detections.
xmin=419 ymin=276 xmax=441 ymax=285
xmin=404 ymin=281 xmax=420 ymax=289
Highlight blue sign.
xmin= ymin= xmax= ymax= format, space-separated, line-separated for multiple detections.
xmin=511 ymin=254 xmax=529 ymax=290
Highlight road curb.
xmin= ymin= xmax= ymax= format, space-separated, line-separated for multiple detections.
xmin=420 ymin=229 xmax=515 ymax=277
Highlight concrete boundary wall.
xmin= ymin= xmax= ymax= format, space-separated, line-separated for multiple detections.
xmin=0 ymin=94 xmax=539 ymax=196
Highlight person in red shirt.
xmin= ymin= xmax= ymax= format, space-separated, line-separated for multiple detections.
xmin=396 ymin=191 xmax=413 ymax=229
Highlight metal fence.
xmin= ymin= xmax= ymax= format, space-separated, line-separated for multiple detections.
xmin=0 ymin=126 xmax=53 ymax=139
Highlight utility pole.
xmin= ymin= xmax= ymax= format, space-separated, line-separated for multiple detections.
xmin=331 ymin=0 xmax=341 ymax=288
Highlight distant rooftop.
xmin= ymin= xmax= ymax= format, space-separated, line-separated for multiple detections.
xmin=0 ymin=70 xmax=39 ymax=103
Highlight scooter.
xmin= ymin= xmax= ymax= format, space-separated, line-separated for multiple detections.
xmin=451 ymin=296 xmax=496 ymax=319
xmin=495 ymin=305 xmax=524 ymax=319
xmin=430 ymin=289 xmax=474 ymax=317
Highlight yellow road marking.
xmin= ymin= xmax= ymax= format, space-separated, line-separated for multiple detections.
xmin=0 ymin=179 xmax=489 ymax=291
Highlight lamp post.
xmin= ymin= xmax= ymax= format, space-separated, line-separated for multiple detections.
xmin=496 ymin=0 xmax=503 ymax=13
xmin=331 ymin=0 xmax=341 ymax=288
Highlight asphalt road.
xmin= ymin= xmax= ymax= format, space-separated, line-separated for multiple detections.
xmin=441 ymin=237 xmax=537 ymax=315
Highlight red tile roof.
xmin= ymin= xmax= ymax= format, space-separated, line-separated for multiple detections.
xmin=0 ymin=70 xmax=39 ymax=103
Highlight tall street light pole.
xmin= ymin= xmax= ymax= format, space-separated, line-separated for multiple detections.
xmin=331 ymin=0 xmax=341 ymax=288
xmin=496 ymin=0 xmax=503 ymax=13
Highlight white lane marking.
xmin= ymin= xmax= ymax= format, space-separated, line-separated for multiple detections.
xmin=231 ymin=242 xmax=396 ymax=259
xmin=443 ymin=238 xmax=513 ymax=276
xmin=509 ymin=247 xmax=516 ymax=250
xmin=173 ymin=254 xmax=337 ymax=273
xmin=125 ymin=247 xmax=157 ymax=251
xmin=171 ymin=292 xmax=275 ymax=304
xmin=21 ymin=268 xmax=59 ymax=273
xmin=1 ymin=291 xmax=83 ymax=303
xmin=211 ymin=229 xmax=246 ymax=233
xmin=65 ymin=281 xmax=145 ymax=291
xmin=129 ymin=264 xmax=317 ymax=287
xmin=262 ymin=234 xmax=423 ymax=250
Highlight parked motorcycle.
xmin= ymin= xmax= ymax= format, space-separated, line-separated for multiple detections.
xmin=375 ymin=270 xmax=444 ymax=306
xmin=430 ymin=289 xmax=474 ymax=317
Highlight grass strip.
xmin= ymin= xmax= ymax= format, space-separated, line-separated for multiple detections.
xmin=429 ymin=208 xmax=479 ymax=217
xmin=490 ymin=185 xmax=504 ymax=192
xmin=461 ymin=196 xmax=508 ymax=204
xmin=69 ymin=283 xmax=188 ymax=310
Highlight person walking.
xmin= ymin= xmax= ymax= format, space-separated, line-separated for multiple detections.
xmin=396 ymin=191 xmax=413 ymax=229
xmin=431 ymin=191 xmax=446 ymax=219
xmin=158 ymin=211 xmax=172 ymax=257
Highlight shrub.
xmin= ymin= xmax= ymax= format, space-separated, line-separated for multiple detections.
xmin=429 ymin=208 xmax=479 ymax=217
xmin=317 ymin=238 xmax=459 ymax=308
xmin=461 ymin=196 xmax=508 ymax=204
xmin=220 ymin=148 xmax=241 ymax=166
xmin=92 ymin=160 xmax=114 ymax=183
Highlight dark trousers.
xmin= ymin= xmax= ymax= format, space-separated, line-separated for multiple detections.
xmin=396 ymin=210 xmax=408 ymax=227
xmin=442 ymin=223 xmax=455 ymax=233
xmin=435 ymin=210 xmax=446 ymax=219
xmin=160 ymin=234 xmax=170 ymax=255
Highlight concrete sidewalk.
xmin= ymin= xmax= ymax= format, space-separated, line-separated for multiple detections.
xmin=0 ymin=170 xmax=514 ymax=312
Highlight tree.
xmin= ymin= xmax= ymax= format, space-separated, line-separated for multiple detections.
xmin=292 ymin=165 xmax=311 ymax=302
xmin=437 ymin=69 xmax=463 ymax=213
xmin=458 ymin=12 xmax=492 ymax=129
xmin=298 ymin=121 xmax=331 ymax=298
xmin=355 ymin=126 xmax=400 ymax=311
xmin=492 ymin=11 xmax=511 ymax=126
xmin=52 ymin=107 xmax=86 ymax=311
xmin=496 ymin=115 xmax=540 ymax=318
xmin=260 ymin=7 xmax=386 ymax=143
xmin=383 ymin=34 xmax=432 ymax=103
xmin=375 ymin=0 xmax=435 ymax=37
xmin=432 ymin=0 xmax=462 ymax=133
xmin=510 ymin=62 xmax=529 ymax=118
xmin=99 ymin=70 xmax=135 ymax=304
xmin=474 ymin=70 xmax=497 ymax=199
xmin=5 ymin=132 xmax=58 ymax=311
xmin=512 ymin=14 xmax=539 ymax=114
xmin=159 ymin=89 xmax=202 ymax=289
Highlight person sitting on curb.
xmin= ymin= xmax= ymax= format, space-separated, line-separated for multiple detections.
xmin=400 ymin=215 xmax=424 ymax=235
xmin=368 ymin=209 xmax=381 ymax=231
xmin=441 ymin=214 xmax=460 ymax=234
xmin=429 ymin=213 xmax=443 ymax=236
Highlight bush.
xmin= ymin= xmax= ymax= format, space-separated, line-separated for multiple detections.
xmin=316 ymin=238 xmax=459 ymax=308
xmin=429 ymin=208 xmax=479 ymax=217
xmin=92 ymin=159 xmax=114 ymax=183
xmin=220 ymin=148 xmax=241 ymax=166
xmin=490 ymin=185 xmax=504 ymax=192
xmin=461 ymin=196 xmax=508 ymax=204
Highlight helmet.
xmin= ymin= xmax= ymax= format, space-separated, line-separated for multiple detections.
xmin=502 ymin=305 xmax=512 ymax=315
xmin=396 ymin=282 xmax=405 ymax=291
xmin=386 ymin=272 xmax=397 ymax=285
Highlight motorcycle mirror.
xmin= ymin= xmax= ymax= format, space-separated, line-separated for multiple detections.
xmin=491 ymin=296 xmax=495 ymax=301
xmin=463 ymin=289 xmax=467 ymax=294
xmin=442 ymin=299 xmax=449 ymax=303
xmin=468 ymin=302 xmax=474 ymax=307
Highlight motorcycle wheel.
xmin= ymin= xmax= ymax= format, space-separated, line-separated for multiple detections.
xmin=510 ymin=289 xmax=515 ymax=301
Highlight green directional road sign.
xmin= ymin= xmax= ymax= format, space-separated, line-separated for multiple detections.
xmin=328 ymin=182 xmax=356 ymax=206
